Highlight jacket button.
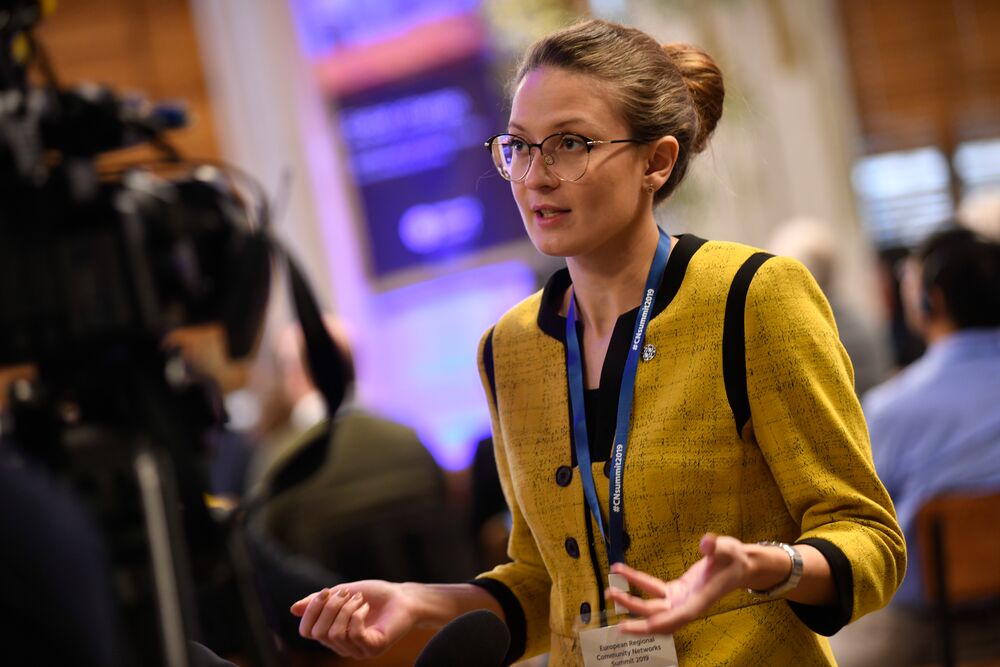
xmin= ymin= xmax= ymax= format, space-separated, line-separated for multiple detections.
xmin=565 ymin=537 xmax=580 ymax=559
xmin=603 ymin=460 xmax=611 ymax=478
xmin=580 ymin=601 xmax=592 ymax=624
xmin=555 ymin=465 xmax=573 ymax=487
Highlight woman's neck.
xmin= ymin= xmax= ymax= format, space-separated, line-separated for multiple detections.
xmin=562 ymin=223 xmax=662 ymax=338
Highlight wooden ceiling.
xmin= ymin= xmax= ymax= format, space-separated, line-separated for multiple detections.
xmin=838 ymin=0 xmax=1000 ymax=155
xmin=34 ymin=0 xmax=218 ymax=160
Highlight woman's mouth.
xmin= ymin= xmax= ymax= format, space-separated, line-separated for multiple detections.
xmin=533 ymin=207 xmax=570 ymax=225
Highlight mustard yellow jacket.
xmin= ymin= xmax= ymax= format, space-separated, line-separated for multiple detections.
xmin=475 ymin=237 xmax=905 ymax=666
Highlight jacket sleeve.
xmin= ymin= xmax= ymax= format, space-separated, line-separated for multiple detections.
xmin=471 ymin=326 xmax=553 ymax=662
xmin=743 ymin=257 xmax=906 ymax=630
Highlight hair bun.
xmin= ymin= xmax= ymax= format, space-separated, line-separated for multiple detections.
xmin=663 ymin=42 xmax=724 ymax=154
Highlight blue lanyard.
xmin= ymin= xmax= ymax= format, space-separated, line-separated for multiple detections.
xmin=565 ymin=228 xmax=671 ymax=566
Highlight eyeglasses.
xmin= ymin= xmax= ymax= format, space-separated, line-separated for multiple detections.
xmin=484 ymin=132 xmax=643 ymax=182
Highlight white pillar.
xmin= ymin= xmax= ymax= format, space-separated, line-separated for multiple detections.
xmin=189 ymin=0 xmax=370 ymax=346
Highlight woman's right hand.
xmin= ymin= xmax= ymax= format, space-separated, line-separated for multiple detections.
xmin=290 ymin=580 xmax=418 ymax=659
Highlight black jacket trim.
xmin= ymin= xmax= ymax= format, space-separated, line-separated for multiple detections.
xmin=482 ymin=326 xmax=497 ymax=409
xmin=722 ymin=252 xmax=773 ymax=439
xmin=469 ymin=577 xmax=525 ymax=664
xmin=789 ymin=537 xmax=854 ymax=636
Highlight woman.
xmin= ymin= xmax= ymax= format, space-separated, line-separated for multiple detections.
xmin=293 ymin=18 xmax=905 ymax=665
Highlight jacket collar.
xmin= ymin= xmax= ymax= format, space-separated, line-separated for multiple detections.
xmin=536 ymin=233 xmax=706 ymax=341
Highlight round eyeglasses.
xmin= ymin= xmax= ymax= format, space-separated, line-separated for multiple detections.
xmin=484 ymin=132 xmax=643 ymax=183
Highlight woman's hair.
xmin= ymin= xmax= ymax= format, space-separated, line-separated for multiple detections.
xmin=513 ymin=19 xmax=724 ymax=202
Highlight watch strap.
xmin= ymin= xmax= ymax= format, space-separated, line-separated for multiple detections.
xmin=747 ymin=541 xmax=803 ymax=598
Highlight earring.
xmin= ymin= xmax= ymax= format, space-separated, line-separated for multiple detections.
xmin=646 ymin=183 xmax=655 ymax=194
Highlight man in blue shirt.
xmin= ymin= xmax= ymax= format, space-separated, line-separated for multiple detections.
xmin=832 ymin=228 xmax=1000 ymax=665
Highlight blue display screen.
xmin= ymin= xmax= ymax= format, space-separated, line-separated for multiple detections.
xmin=337 ymin=55 xmax=524 ymax=278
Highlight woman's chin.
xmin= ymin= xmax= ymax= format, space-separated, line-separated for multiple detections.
xmin=525 ymin=229 xmax=575 ymax=258
xmin=530 ymin=239 xmax=573 ymax=258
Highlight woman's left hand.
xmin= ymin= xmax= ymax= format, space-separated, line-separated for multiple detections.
xmin=604 ymin=533 xmax=751 ymax=635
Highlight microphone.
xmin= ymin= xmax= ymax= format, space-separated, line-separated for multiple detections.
xmin=414 ymin=610 xmax=510 ymax=667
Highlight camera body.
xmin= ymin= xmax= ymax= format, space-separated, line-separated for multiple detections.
xmin=0 ymin=0 xmax=270 ymax=369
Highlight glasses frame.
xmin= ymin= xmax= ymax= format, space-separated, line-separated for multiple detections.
xmin=484 ymin=132 xmax=644 ymax=182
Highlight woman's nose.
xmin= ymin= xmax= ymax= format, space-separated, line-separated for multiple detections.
xmin=523 ymin=150 xmax=558 ymax=188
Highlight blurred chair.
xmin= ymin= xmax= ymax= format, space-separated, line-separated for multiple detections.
xmin=915 ymin=490 xmax=1000 ymax=667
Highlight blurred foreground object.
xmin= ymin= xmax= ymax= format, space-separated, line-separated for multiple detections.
xmin=0 ymin=2 xmax=348 ymax=664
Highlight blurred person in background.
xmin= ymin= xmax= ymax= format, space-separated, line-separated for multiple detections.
xmin=469 ymin=435 xmax=513 ymax=571
xmin=257 ymin=317 xmax=476 ymax=585
xmin=291 ymin=18 xmax=904 ymax=666
xmin=831 ymin=227 xmax=1000 ymax=666
xmin=767 ymin=217 xmax=893 ymax=396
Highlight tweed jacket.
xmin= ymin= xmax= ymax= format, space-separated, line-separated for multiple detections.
xmin=474 ymin=236 xmax=906 ymax=666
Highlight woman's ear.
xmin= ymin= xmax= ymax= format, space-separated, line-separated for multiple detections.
xmin=645 ymin=136 xmax=680 ymax=189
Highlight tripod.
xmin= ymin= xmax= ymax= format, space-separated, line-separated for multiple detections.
xmin=7 ymin=343 xmax=279 ymax=667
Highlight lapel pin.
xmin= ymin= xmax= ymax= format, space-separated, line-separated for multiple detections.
xmin=642 ymin=344 xmax=656 ymax=362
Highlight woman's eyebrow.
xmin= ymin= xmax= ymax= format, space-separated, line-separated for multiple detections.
xmin=551 ymin=118 xmax=591 ymax=130
xmin=507 ymin=118 xmax=593 ymax=134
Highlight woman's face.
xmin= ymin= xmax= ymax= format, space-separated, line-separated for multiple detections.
xmin=507 ymin=66 xmax=653 ymax=259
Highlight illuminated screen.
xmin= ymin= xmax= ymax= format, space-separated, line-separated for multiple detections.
xmin=337 ymin=56 xmax=524 ymax=278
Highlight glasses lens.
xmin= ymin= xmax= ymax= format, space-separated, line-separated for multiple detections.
xmin=541 ymin=134 xmax=589 ymax=181
xmin=491 ymin=134 xmax=530 ymax=181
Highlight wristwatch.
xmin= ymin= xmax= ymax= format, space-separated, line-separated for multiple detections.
xmin=747 ymin=541 xmax=803 ymax=598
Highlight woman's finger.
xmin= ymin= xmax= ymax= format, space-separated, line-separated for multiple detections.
xmin=297 ymin=588 xmax=330 ymax=637
xmin=610 ymin=562 xmax=669 ymax=597
xmin=323 ymin=595 xmax=368 ymax=659
xmin=617 ymin=616 xmax=655 ymax=635
xmin=618 ymin=607 xmax=689 ymax=636
xmin=699 ymin=533 xmax=718 ymax=557
xmin=604 ymin=587 xmax=666 ymax=616
xmin=326 ymin=592 xmax=366 ymax=646
xmin=290 ymin=592 xmax=318 ymax=617
xmin=310 ymin=588 xmax=352 ymax=642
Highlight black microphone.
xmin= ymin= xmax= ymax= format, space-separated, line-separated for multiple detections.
xmin=414 ymin=610 xmax=510 ymax=667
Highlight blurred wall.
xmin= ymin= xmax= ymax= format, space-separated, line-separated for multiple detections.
xmin=838 ymin=0 xmax=1000 ymax=158
xmin=629 ymin=0 xmax=884 ymax=323
xmin=36 ymin=0 xmax=218 ymax=160
xmin=190 ymin=1 xmax=347 ymax=319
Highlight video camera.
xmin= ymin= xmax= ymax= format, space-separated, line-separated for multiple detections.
xmin=0 ymin=3 xmax=346 ymax=665
xmin=0 ymin=0 xmax=271 ymax=369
